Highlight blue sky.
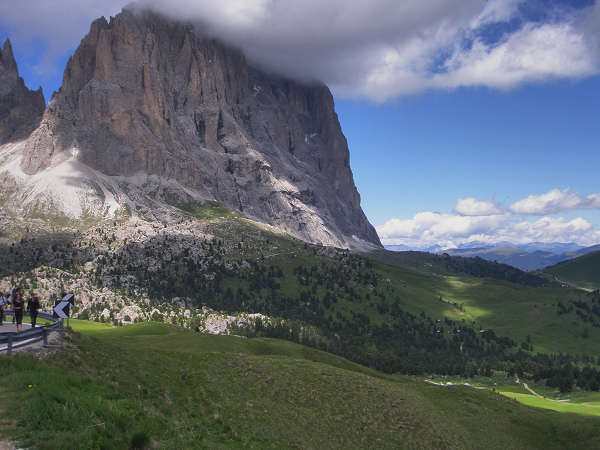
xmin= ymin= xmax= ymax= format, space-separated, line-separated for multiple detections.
xmin=338 ymin=77 xmax=600 ymax=222
xmin=338 ymin=77 xmax=600 ymax=248
xmin=2 ymin=0 xmax=600 ymax=249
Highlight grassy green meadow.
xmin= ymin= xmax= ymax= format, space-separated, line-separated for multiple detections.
xmin=499 ymin=391 xmax=600 ymax=417
xmin=1 ymin=321 xmax=600 ymax=449
xmin=367 ymin=259 xmax=598 ymax=356
xmin=430 ymin=374 xmax=600 ymax=418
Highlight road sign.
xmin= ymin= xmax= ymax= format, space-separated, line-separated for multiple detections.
xmin=62 ymin=293 xmax=74 ymax=305
xmin=53 ymin=293 xmax=74 ymax=319
xmin=53 ymin=301 xmax=70 ymax=319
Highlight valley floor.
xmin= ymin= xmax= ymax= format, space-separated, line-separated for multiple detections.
xmin=425 ymin=375 xmax=600 ymax=418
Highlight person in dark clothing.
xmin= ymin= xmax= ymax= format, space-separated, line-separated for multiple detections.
xmin=12 ymin=288 xmax=24 ymax=332
xmin=0 ymin=292 xmax=6 ymax=325
xmin=28 ymin=294 xmax=40 ymax=328
xmin=9 ymin=289 xmax=15 ymax=324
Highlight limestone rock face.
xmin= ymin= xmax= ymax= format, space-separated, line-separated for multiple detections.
xmin=14 ymin=8 xmax=381 ymax=249
xmin=0 ymin=40 xmax=45 ymax=144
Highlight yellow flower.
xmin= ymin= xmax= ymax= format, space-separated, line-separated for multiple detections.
xmin=27 ymin=384 xmax=33 ymax=388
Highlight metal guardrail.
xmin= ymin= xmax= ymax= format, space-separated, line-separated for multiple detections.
xmin=0 ymin=311 xmax=65 ymax=354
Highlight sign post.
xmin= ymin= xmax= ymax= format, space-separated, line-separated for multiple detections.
xmin=53 ymin=293 xmax=74 ymax=328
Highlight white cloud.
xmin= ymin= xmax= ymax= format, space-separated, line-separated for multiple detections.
xmin=514 ymin=216 xmax=591 ymax=238
xmin=378 ymin=213 xmax=600 ymax=249
xmin=1 ymin=0 xmax=599 ymax=101
xmin=379 ymin=188 xmax=600 ymax=249
xmin=509 ymin=217 xmax=600 ymax=247
xmin=509 ymin=188 xmax=600 ymax=215
xmin=586 ymin=193 xmax=600 ymax=208
xmin=436 ymin=22 xmax=597 ymax=90
xmin=377 ymin=211 xmax=507 ymax=248
xmin=0 ymin=1 xmax=124 ymax=73
xmin=454 ymin=197 xmax=502 ymax=216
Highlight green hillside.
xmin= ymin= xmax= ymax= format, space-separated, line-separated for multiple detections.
xmin=370 ymin=261 xmax=598 ymax=356
xmin=544 ymin=251 xmax=600 ymax=290
xmin=3 ymin=212 xmax=600 ymax=385
xmin=2 ymin=321 xmax=600 ymax=449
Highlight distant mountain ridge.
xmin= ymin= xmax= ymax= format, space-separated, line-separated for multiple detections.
xmin=384 ymin=242 xmax=600 ymax=271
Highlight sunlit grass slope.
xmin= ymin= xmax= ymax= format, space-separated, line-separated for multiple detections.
xmin=1 ymin=321 xmax=600 ymax=449
xmin=500 ymin=392 xmax=600 ymax=417
xmin=369 ymin=260 xmax=599 ymax=355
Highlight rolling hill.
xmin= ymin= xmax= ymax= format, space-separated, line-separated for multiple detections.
xmin=2 ymin=207 xmax=600 ymax=381
xmin=1 ymin=321 xmax=600 ymax=449
xmin=544 ymin=250 xmax=600 ymax=290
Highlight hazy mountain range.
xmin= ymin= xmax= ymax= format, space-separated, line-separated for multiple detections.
xmin=385 ymin=242 xmax=600 ymax=271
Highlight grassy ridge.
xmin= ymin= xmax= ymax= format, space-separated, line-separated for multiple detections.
xmin=544 ymin=251 xmax=600 ymax=290
xmin=1 ymin=321 xmax=600 ymax=449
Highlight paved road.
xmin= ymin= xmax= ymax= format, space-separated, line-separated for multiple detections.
xmin=0 ymin=322 xmax=62 ymax=354
xmin=0 ymin=322 xmax=36 ymax=332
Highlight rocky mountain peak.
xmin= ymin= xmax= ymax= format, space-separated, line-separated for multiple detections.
xmin=4 ymin=8 xmax=381 ymax=250
xmin=0 ymin=39 xmax=45 ymax=144
xmin=0 ymin=39 xmax=18 ymax=78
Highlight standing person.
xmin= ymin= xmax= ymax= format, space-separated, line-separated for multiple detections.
xmin=27 ymin=294 xmax=40 ymax=328
xmin=12 ymin=288 xmax=24 ymax=332
xmin=6 ymin=290 xmax=15 ymax=324
xmin=9 ymin=289 xmax=15 ymax=324
xmin=0 ymin=292 xmax=6 ymax=325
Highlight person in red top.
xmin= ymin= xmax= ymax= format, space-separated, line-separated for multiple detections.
xmin=0 ymin=292 xmax=6 ymax=325
xmin=12 ymin=288 xmax=24 ymax=332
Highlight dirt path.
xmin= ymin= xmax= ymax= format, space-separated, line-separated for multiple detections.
xmin=425 ymin=378 xmax=567 ymax=405
xmin=424 ymin=380 xmax=453 ymax=386
xmin=424 ymin=379 xmax=488 ymax=390
xmin=425 ymin=378 xmax=547 ymax=397
xmin=523 ymin=383 xmax=544 ymax=398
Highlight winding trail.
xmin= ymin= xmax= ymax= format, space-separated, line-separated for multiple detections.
xmin=523 ymin=383 xmax=543 ymax=398
xmin=425 ymin=378 xmax=547 ymax=398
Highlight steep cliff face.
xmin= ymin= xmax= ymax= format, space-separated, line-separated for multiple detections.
xmin=11 ymin=8 xmax=380 ymax=249
xmin=0 ymin=39 xmax=45 ymax=144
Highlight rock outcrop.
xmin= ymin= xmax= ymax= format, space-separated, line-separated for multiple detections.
xmin=6 ymin=8 xmax=381 ymax=249
xmin=0 ymin=39 xmax=45 ymax=144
